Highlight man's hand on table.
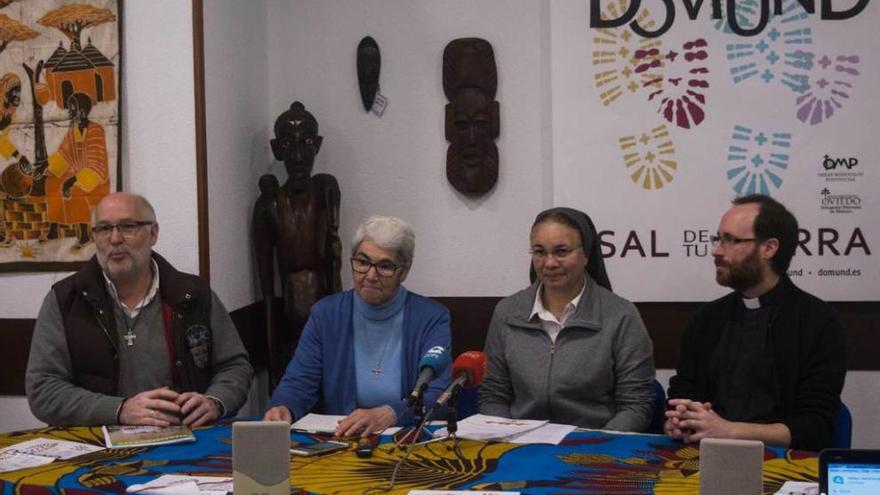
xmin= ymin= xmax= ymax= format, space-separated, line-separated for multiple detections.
xmin=119 ymin=387 xmax=182 ymax=426
xmin=176 ymin=392 xmax=222 ymax=427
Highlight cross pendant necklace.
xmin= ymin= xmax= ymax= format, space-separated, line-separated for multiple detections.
xmin=122 ymin=311 xmax=142 ymax=347
xmin=371 ymin=333 xmax=395 ymax=379
xmin=123 ymin=328 xmax=136 ymax=347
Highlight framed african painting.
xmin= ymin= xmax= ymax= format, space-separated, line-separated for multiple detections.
xmin=0 ymin=0 xmax=120 ymax=272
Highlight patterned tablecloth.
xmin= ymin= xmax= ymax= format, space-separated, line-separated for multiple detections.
xmin=0 ymin=422 xmax=818 ymax=495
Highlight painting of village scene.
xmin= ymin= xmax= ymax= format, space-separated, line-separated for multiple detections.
xmin=0 ymin=0 xmax=119 ymax=270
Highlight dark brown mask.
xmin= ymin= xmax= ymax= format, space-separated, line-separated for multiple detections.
xmin=443 ymin=38 xmax=499 ymax=196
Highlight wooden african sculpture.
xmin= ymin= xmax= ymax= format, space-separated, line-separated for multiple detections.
xmin=443 ymin=37 xmax=500 ymax=196
xmin=253 ymin=101 xmax=342 ymax=386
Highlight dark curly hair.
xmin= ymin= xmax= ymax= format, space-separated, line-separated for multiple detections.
xmin=732 ymin=194 xmax=799 ymax=274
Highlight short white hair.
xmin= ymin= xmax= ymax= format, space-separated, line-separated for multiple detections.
xmin=351 ymin=215 xmax=415 ymax=268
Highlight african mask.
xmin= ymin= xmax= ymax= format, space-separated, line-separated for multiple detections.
xmin=443 ymin=38 xmax=499 ymax=196
xmin=357 ymin=36 xmax=381 ymax=112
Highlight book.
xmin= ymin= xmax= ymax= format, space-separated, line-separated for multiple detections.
xmin=102 ymin=425 xmax=196 ymax=448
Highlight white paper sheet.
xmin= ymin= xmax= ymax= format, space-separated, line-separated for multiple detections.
xmin=772 ymin=481 xmax=819 ymax=495
xmin=291 ymin=413 xmax=402 ymax=435
xmin=126 ymin=475 xmax=232 ymax=495
xmin=0 ymin=450 xmax=55 ymax=473
xmin=0 ymin=438 xmax=104 ymax=460
xmin=433 ymin=414 xmax=548 ymax=441
xmin=506 ymin=423 xmax=577 ymax=444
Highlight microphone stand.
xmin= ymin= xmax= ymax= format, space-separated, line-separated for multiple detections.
xmin=443 ymin=388 xmax=465 ymax=460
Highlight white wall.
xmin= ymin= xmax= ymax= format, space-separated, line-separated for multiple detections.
xmin=204 ymin=0 xmax=269 ymax=310
xmin=263 ymin=0 xmax=552 ymax=297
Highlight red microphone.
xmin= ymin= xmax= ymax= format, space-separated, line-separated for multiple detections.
xmin=432 ymin=351 xmax=487 ymax=409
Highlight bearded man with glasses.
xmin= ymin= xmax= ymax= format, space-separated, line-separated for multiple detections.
xmin=666 ymin=194 xmax=846 ymax=451
xmin=26 ymin=192 xmax=253 ymax=427
xmin=265 ymin=215 xmax=451 ymax=437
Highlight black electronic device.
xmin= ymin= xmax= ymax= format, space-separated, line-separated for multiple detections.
xmin=290 ymin=440 xmax=349 ymax=457
xmin=820 ymin=449 xmax=880 ymax=495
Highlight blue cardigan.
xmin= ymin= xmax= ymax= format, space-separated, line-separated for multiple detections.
xmin=269 ymin=289 xmax=452 ymax=425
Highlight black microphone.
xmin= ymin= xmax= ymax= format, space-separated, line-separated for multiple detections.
xmin=406 ymin=346 xmax=450 ymax=407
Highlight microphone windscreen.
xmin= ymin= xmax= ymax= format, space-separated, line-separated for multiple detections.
xmin=418 ymin=346 xmax=451 ymax=374
xmin=451 ymin=351 xmax=487 ymax=388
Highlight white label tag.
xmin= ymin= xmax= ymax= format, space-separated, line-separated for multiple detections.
xmin=371 ymin=91 xmax=388 ymax=117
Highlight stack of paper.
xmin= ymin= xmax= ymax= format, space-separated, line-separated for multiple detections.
xmin=0 ymin=438 xmax=104 ymax=473
xmin=433 ymin=414 xmax=558 ymax=442
xmin=291 ymin=413 xmax=345 ymax=434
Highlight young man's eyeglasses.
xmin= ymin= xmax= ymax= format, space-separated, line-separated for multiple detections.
xmin=350 ymin=257 xmax=399 ymax=277
xmin=92 ymin=221 xmax=153 ymax=239
xmin=709 ymin=234 xmax=765 ymax=246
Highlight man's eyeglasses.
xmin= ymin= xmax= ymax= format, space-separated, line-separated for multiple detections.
xmin=351 ymin=257 xmax=399 ymax=277
xmin=92 ymin=221 xmax=153 ymax=239
xmin=530 ymin=245 xmax=582 ymax=260
xmin=709 ymin=234 xmax=765 ymax=246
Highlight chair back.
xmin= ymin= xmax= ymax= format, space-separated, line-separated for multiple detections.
xmin=647 ymin=379 xmax=666 ymax=434
xmin=832 ymin=402 xmax=853 ymax=449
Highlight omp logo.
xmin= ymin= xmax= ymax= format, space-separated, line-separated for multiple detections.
xmin=726 ymin=125 xmax=791 ymax=195
xmin=427 ymin=346 xmax=445 ymax=355
xmin=822 ymin=155 xmax=858 ymax=170
xmin=619 ymin=124 xmax=678 ymax=190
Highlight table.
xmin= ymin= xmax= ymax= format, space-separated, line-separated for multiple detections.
xmin=0 ymin=422 xmax=819 ymax=494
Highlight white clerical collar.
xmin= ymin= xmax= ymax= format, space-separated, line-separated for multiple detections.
xmin=742 ymin=296 xmax=761 ymax=310
xmin=103 ymin=259 xmax=161 ymax=319
xmin=530 ymin=280 xmax=586 ymax=323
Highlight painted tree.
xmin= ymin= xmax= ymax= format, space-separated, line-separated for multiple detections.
xmin=0 ymin=13 xmax=38 ymax=56
xmin=37 ymin=4 xmax=115 ymax=50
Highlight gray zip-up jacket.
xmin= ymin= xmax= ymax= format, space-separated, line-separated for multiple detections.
xmin=478 ymin=277 xmax=655 ymax=431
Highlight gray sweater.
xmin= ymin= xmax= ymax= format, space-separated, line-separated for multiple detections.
xmin=478 ymin=278 xmax=655 ymax=431
xmin=26 ymin=290 xmax=252 ymax=426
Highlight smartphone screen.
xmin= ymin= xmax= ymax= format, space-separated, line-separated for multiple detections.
xmin=290 ymin=440 xmax=349 ymax=457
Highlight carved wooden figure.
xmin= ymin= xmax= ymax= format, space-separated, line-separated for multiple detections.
xmin=253 ymin=101 xmax=341 ymax=386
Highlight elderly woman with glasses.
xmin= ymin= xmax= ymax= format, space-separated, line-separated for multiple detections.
xmin=478 ymin=207 xmax=655 ymax=431
xmin=264 ymin=215 xmax=451 ymax=436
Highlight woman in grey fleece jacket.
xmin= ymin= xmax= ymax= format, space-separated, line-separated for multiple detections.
xmin=478 ymin=208 xmax=655 ymax=431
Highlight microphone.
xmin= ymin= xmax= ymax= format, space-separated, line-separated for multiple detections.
xmin=432 ymin=351 xmax=487 ymax=410
xmin=406 ymin=346 xmax=450 ymax=406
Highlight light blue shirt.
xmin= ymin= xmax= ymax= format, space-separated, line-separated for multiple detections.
xmin=353 ymin=286 xmax=406 ymax=409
